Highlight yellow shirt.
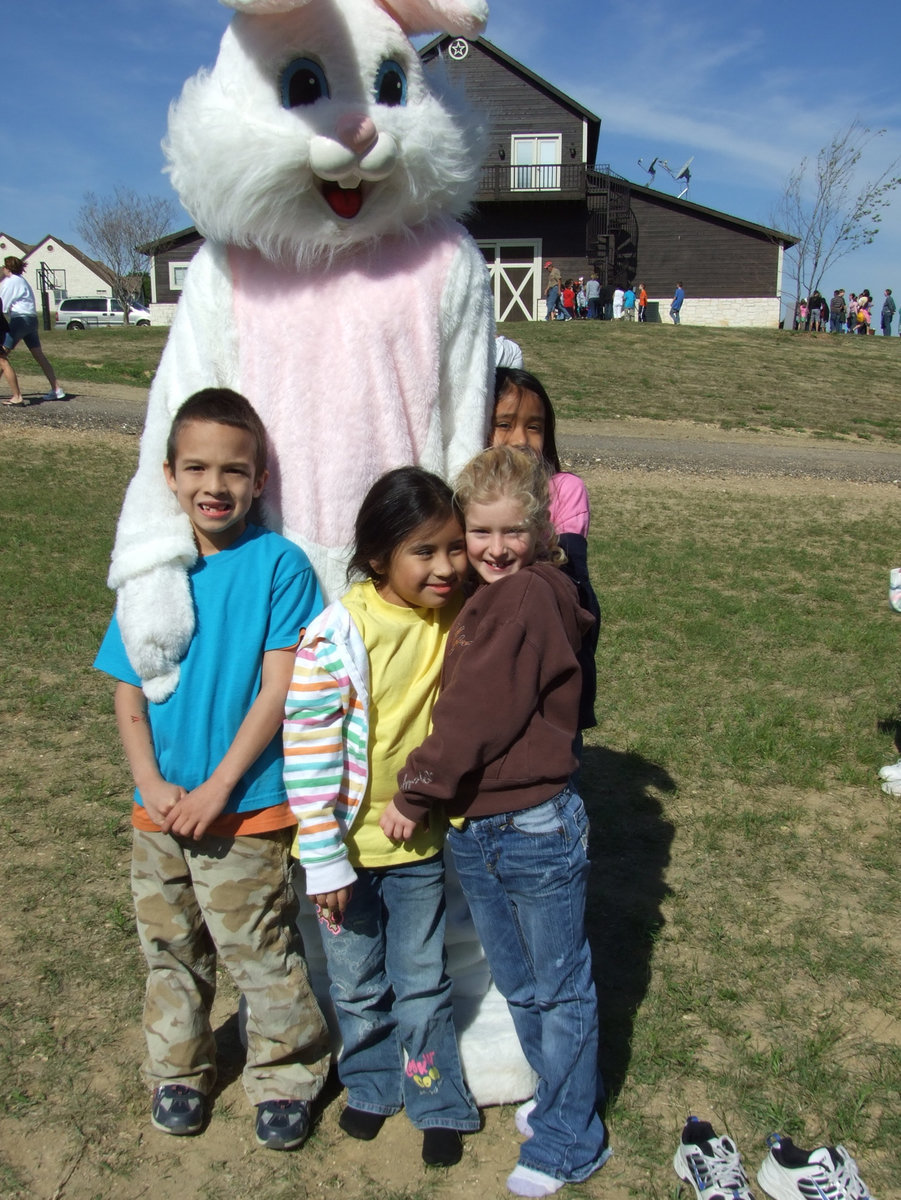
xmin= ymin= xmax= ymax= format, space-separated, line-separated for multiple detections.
xmin=341 ymin=580 xmax=460 ymax=868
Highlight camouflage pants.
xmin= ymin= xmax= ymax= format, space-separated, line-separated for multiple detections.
xmin=131 ymin=827 xmax=331 ymax=1105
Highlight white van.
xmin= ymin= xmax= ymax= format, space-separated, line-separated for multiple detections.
xmin=54 ymin=297 xmax=151 ymax=330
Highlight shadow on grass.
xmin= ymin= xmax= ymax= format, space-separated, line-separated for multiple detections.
xmin=581 ymin=745 xmax=676 ymax=1103
xmin=875 ymin=715 xmax=901 ymax=752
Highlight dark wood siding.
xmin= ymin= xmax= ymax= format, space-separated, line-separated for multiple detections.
xmin=631 ymin=192 xmax=780 ymax=297
xmin=466 ymin=200 xmax=589 ymax=285
xmin=425 ymin=42 xmax=587 ymax=172
xmin=153 ymin=230 xmax=205 ymax=304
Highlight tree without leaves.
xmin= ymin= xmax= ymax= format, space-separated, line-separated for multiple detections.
xmin=75 ymin=187 xmax=177 ymax=323
xmin=772 ymin=121 xmax=901 ymax=318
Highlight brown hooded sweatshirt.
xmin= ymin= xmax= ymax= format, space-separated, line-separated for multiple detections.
xmin=394 ymin=561 xmax=595 ymax=823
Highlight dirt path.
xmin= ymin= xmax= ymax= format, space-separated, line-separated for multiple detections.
xmin=3 ymin=393 xmax=897 ymax=1200
xmin=5 ymin=377 xmax=900 ymax=483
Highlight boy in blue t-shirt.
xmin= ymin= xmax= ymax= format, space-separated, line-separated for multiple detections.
xmin=95 ymin=388 xmax=329 ymax=1150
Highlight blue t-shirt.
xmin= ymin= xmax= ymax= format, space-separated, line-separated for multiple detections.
xmin=94 ymin=524 xmax=323 ymax=813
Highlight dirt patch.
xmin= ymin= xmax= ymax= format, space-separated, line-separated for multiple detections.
xmin=3 ymin=422 xmax=898 ymax=1200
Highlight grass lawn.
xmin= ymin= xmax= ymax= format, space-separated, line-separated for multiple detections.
xmin=34 ymin=319 xmax=901 ymax=442
xmin=0 ymin=324 xmax=899 ymax=1198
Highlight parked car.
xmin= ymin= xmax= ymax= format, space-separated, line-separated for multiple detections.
xmin=54 ymin=296 xmax=151 ymax=330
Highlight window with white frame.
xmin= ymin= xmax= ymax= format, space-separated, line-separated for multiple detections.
xmin=511 ymin=135 xmax=561 ymax=191
xmin=168 ymin=262 xmax=191 ymax=290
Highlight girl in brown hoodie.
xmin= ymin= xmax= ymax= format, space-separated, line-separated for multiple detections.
xmin=381 ymin=447 xmax=608 ymax=1199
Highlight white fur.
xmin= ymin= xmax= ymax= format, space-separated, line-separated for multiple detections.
xmin=165 ymin=1 xmax=486 ymax=270
xmin=221 ymin=0 xmax=490 ymax=38
xmin=108 ymin=0 xmax=539 ymax=1109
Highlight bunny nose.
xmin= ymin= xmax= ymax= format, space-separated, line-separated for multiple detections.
xmin=335 ymin=113 xmax=378 ymax=154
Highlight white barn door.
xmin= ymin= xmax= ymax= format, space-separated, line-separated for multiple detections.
xmin=479 ymin=241 xmax=541 ymax=322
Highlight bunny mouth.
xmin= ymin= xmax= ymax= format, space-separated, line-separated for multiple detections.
xmin=322 ymin=180 xmax=364 ymax=219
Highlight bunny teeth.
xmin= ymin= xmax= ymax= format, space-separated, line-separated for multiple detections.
xmin=310 ymin=131 xmax=397 ymax=183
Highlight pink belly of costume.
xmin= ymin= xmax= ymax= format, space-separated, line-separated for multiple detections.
xmin=231 ymin=232 xmax=457 ymax=549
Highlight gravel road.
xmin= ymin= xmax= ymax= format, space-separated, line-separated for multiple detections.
xmin=5 ymin=379 xmax=901 ymax=484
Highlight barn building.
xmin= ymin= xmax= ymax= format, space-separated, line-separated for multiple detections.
xmin=142 ymin=35 xmax=796 ymax=328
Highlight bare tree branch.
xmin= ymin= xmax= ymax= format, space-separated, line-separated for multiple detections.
xmin=75 ymin=187 xmax=176 ymax=324
xmin=771 ymin=121 xmax=901 ymax=317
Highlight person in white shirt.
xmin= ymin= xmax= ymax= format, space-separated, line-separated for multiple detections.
xmin=0 ymin=258 xmax=65 ymax=402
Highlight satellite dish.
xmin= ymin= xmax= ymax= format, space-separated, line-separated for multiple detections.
xmin=638 ymin=156 xmax=659 ymax=185
xmin=675 ymin=156 xmax=693 ymax=198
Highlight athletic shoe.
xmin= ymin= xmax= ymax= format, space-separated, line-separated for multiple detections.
xmin=42 ymin=388 xmax=67 ymax=401
xmin=877 ymin=759 xmax=901 ymax=781
xmin=880 ymin=780 xmax=901 ymax=797
xmin=255 ymin=1098 xmax=311 ymax=1150
xmin=151 ymin=1083 xmax=206 ymax=1135
xmin=673 ymin=1115 xmax=756 ymax=1199
xmin=757 ymin=1134 xmax=874 ymax=1200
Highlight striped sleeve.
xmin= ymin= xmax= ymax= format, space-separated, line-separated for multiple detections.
xmin=283 ymin=637 xmax=365 ymax=894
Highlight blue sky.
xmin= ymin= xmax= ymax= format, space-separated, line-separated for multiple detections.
xmin=5 ymin=0 xmax=900 ymax=307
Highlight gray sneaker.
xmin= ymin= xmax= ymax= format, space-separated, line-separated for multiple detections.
xmin=255 ymin=1098 xmax=311 ymax=1150
xmin=151 ymin=1084 xmax=206 ymax=1135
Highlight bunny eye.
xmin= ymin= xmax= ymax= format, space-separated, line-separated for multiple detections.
xmin=281 ymin=58 xmax=330 ymax=108
xmin=374 ymin=59 xmax=407 ymax=107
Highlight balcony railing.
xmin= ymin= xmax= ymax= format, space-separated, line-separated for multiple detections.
xmin=475 ymin=161 xmax=588 ymax=199
xmin=475 ymin=162 xmax=628 ymax=203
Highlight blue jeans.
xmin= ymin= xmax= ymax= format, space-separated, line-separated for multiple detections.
xmin=670 ymin=306 xmax=681 ymax=325
xmin=447 ymin=789 xmax=607 ymax=1182
xmin=317 ymin=856 xmax=479 ymax=1131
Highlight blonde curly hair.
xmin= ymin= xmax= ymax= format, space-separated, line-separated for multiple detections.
xmin=454 ymin=445 xmax=564 ymax=565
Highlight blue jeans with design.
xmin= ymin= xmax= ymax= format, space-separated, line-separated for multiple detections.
xmin=447 ymin=787 xmax=607 ymax=1182
xmin=317 ymin=855 xmax=479 ymax=1130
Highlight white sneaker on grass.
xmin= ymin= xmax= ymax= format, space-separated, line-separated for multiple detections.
xmin=880 ymin=779 xmax=901 ymax=797
xmin=673 ymin=1115 xmax=756 ymax=1199
xmin=757 ymin=1134 xmax=874 ymax=1200
xmin=877 ymin=758 xmax=901 ymax=781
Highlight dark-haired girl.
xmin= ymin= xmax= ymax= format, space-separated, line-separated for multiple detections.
xmin=283 ymin=466 xmax=478 ymax=1167
xmin=491 ymin=367 xmax=600 ymax=731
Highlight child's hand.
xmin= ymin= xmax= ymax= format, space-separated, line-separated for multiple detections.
xmin=310 ymin=887 xmax=352 ymax=930
xmin=379 ymin=801 xmax=420 ymax=842
xmin=141 ymin=780 xmax=187 ymax=828
xmin=162 ymin=779 xmax=231 ymax=839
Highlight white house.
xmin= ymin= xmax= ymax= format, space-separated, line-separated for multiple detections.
xmin=0 ymin=233 xmax=115 ymax=315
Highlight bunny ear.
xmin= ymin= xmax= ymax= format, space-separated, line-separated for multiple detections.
xmin=220 ymin=0 xmax=488 ymax=32
xmin=219 ymin=0 xmax=316 ymax=12
xmin=377 ymin=0 xmax=489 ymax=36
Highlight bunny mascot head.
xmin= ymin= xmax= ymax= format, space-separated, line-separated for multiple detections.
xmin=107 ymin=0 xmax=534 ymax=1106
xmin=110 ymin=0 xmax=495 ymax=697
xmin=169 ymin=0 xmax=489 ymax=268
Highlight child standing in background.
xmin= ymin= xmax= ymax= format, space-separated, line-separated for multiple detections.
xmin=491 ymin=367 xmax=600 ymax=730
xmin=285 ymin=467 xmax=479 ymax=1167
xmin=94 ymin=389 xmax=330 ymax=1150
xmin=561 ymin=280 xmax=576 ymax=319
xmin=381 ymin=447 xmax=607 ymax=1199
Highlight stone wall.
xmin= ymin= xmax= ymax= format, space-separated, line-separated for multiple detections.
xmin=648 ymin=296 xmax=781 ymax=328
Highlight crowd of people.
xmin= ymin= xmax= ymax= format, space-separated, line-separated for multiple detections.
xmin=796 ymin=287 xmax=898 ymax=335
xmin=543 ymin=262 xmax=683 ymax=325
